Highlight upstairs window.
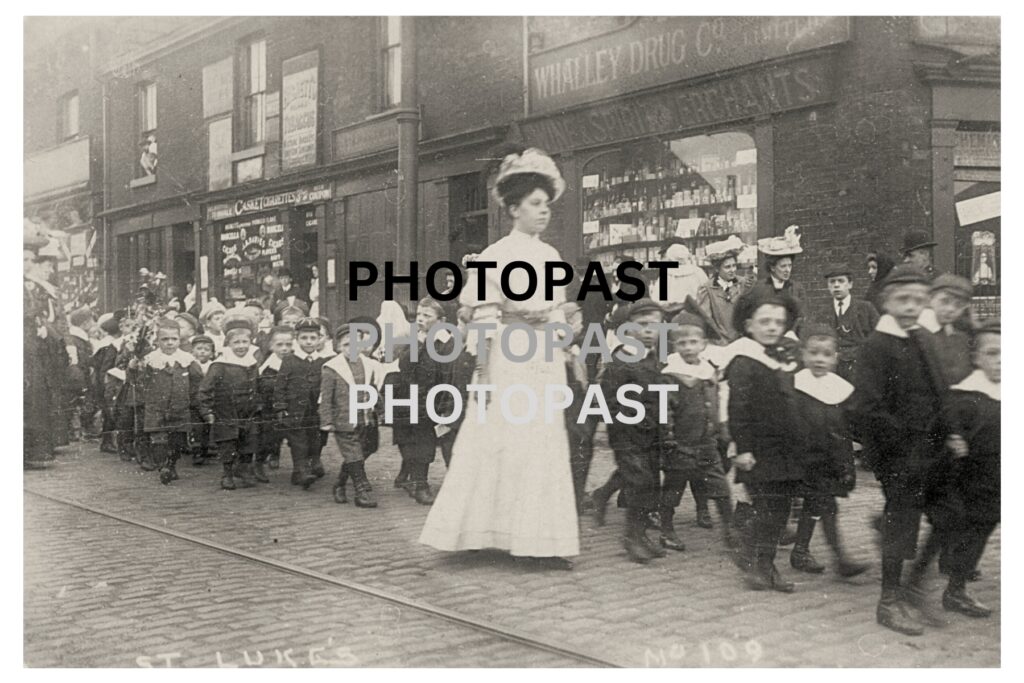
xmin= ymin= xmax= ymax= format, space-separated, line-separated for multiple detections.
xmin=137 ymin=83 xmax=158 ymax=178
xmin=242 ymin=37 xmax=267 ymax=146
xmin=380 ymin=17 xmax=401 ymax=109
xmin=59 ymin=91 xmax=79 ymax=140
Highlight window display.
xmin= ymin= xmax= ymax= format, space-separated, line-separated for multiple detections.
xmin=581 ymin=131 xmax=758 ymax=269
xmin=953 ymin=125 xmax=999 ymax=319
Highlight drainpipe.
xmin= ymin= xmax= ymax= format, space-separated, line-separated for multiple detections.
xmin=396 ymin=16 xmax=419 ymax=279
xmin=523 ymin=16 xmax=530 ymax=117
xmin=101 ymin=76 xmax=111 ymax=311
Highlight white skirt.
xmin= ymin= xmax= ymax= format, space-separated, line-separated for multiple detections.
xmin=418 ymin=326 xmax=580 ymax=557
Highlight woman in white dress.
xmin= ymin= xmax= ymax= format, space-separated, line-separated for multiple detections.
xmin=418 ymin=148 xmax=580 ymax=569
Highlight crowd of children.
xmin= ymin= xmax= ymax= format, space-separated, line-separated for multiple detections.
xmin=25 ymin=234 xmax=1000 ymax=638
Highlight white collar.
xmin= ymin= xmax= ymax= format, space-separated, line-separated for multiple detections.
xmin=794 ymin=369 xmax=854 ymax=405
xmin=771 ymin=276 xmax=788 ymax=290
xmin=917 ymin=307 xmax=941 ymax=333
xmin=324 ymin=353 xmax=376 ymax=387
xmin=951 ymin=369 xmax=1000 ymax=401
xmin=662 ymin=352 xmax=715 ymax=381
xmin=260 ymin=354 xmax=283 ymax=373
xmin=293 ymin=348 xmax=316 ymax=361
xmin=144 ymin=349 xmax=195 ymax=369
xmin=196 ymin=360 xmax=213 ymax=374
xmin=94 ymin=335 xmax=115 ymax=351
xmin=111 ymin=336 xmax=124 ymax=351
xmin=727 ymin=336 xmax=796 ymax=371
xmin=214 ymin=348 xmax=258 ymax=368
xmin=69 ymin=326 xmax=90 ymax=343
xmin=834 ymin=294 xmax=851 ymax=310
xmin=875 ymin=314 xmax=914 ymax=338
xmin=314 ymin=348 xmax=336 ymax=359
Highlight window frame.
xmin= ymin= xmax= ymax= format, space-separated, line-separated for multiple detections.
xmin=138 ymin=82 xmax=157 ymax=136
xmin=241 ymin=37 xmax=267 ymax=147
xmin=379 ymin=17 xmax=402 ymax=110
xmin=58 ymin=90 xmax=80 ymax=141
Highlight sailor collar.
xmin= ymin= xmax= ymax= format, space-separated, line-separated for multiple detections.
xmin=144 ymin=349 xmax=195 ymax=370
xmin=794 ymin=369 xmax=854 ymax=405
xmin=875 ymin=313 xmax=941 ymax=338
xmin=214 ymin=348 xmax=259 ymax=368
xmin=293 ymin=348 xmax=315 ymax=361
xmin=323 ymin=352 xmax=374 ymax=386
xmin=260 ymin=354 xmax=283 ymax=374
xmin=727 ymin=336 xmax=797 ymax=372
xmin=314 ymin=348 xmax=337 ymax=360
xmin=662 ymin=353 xmax=715 ymax=381
xmin=68 ymin=326 xmax=91 ymax=344
xmin=951 ymin=369 xmax=1000 ymax=402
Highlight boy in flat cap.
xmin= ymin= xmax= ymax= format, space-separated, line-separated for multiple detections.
xmin=197 ymin=315 xmax=262 ymax=490
xmin=273 ymin=318 xmax=326 ymax=489
xmin=600 ymin=298 xmax=676 ymax=564
xmin=926 ymin=274 xmax=974 ymax=386
xmin=187 ymin=335 xmax=216 ymax=466
xmin=848 ymin=264 xmax=949 ymax=635
xmin=92 ymin=313 xmax=126 ymax=453
xmin=823 ymin=262 xmax=879 ymax=383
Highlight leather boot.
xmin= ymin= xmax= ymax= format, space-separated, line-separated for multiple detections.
xmin=252 ymin=453 xmax=270 ymax=483
xmin=624 ymin=509 xmax=654 ymax=564
xmin=731 ymin=502 xmax=755 ymax=571
xmin=790 ymin=510 xmax=825 ymax=573
xmin=159 ymin=452 xmax=178 ymax=486
xmin=291 ymin=455 xmax=316 ymax=489
xmin=904 ymin=572 xmax=947 ymax=627
xmin=695 ymin=495 xmax=713 ymax=528
xmin=333 ymin=464 xmax=349 ymax=504
xmin=659 ymin=506 xmax=686 ymax=551
xmin=639 ymin=527 xmax=667 ymax=558
xmin=349 ymin=461 xmax=378 ymax=508
xmin=220 ymin=457 xmax=236 ymax=490
xmin=942 ymin=579 xmax=992 ymax=618
xmin=588 ymin=486 xmax=612 ymax=527
xmin=821 ymin=511 xmax=869 ymax=577
xmin=310 ymin=454 xmax=326 ymax=479
xmin=414 ymin=483 xmax=436 ymax=505
xmin=235 ymin=456 xmax=255 ymax=488
xmin=138 ymin=447 xmax=157 ymax=472
xmin=394 ymin=460 xmax=411 ymax=489
xmin=877 ymin=587 xmax=924 ymax=636
xmin=746 ymin=554 xmax=795 ymax=593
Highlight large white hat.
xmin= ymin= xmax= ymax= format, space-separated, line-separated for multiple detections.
xmin=757 ymin=225 xmax=803 ymax=257
xmin=705 ymin=235 xmax=746 ymax=263
xmin=493 ymin=148 xmax=565 ymax=205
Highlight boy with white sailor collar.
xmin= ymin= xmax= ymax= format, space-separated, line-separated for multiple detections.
xmin=93 ymin=312 xmax=125 ymax=454
xmin=136 ymin=318 xmax=199 ymax=485
xmin=187 ymin=335 xmax=216 ymax=466
xmin=320 ymin=322 xmax=385 ymax=508
xmin=848 ymin=264 xmax=948 ymax=636
xmin=787 ymin=324 xmax=869 ymax=578
xmin=255 ymin=326 xmax=294 ymax=480
xmin=273 ymin=318 xmax=325 ymax=490
xmin=198 ymin=314 xmax=262 ymax=490
xmin=725 ymin=289 xmax=803 ymax=592
xmin=660 ymin=312 xmax=736 ymax=553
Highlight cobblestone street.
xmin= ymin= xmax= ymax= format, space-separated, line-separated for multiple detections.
xmin=24 ymin=430 xmax=1000 ymax=667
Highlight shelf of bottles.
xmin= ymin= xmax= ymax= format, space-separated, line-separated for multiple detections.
xmin=581 ymin=132 xmax=759 ymax=270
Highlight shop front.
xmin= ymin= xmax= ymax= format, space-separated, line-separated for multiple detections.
xmin=203 ymin=182 xmax=333 ymax=307
xmin=519 ymin=16 xmax=850 ymax=269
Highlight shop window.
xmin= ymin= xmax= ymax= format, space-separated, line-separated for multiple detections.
xmin=241 ymin=37 xmax=267 ymax=147
xmin=448 ymin=173 xmax=490 ymax=268
xmin=380 ymin=17 xmax=402 ymax=109
xmin=580 ymin=131 xmax=758 ymax=270
xmin=58 ymin=90 xmax=79 ymax=141
xmin=953 ymin=124 xmax=1000 ymax=319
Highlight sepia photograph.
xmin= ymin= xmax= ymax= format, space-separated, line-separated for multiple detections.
xmin=21 ymin=12 xmax=1001 ymax=668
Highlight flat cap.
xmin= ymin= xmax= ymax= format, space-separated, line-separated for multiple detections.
xmin=822 ymin=262 xmax=853 ymax=280
xmin=626 ymin=297 xmax=664 ymax=319
xmin=930 ymin=273 xmax=973 ymax=299
xmin=881 ymin=264 xmax=930 ymax=288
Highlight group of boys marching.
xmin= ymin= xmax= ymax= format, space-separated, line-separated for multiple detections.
xmin=26 ymin=226 xmax=999 ymax=638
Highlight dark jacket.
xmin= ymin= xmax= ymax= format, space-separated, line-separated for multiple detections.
xmin=386 ymin=339 xmax=449 ymax=446
xmin=749 ymin=278 xmax=806 ymax=333
xmin=273 ymin=352 xmax=326 ymax=430
xmin=91 ymin=341 xmax=120 ymax=406
xmin=696 ymin=278 xmax=747 ymax=344
xmin=139 ymin=350 xmax=197 ymax=433
xmin=847 ymin=318 xmax=947 ymax=478
xmin=931 ymin=327 xmax=973 ymax=386
xmin=197 ymin=358 xmax=261 ymax=443
xmin=793 ymin=371 xmax=857 ymax=497
xmin=661 ymin=359 xmax=723 ymax=473
xmin=66 ymin=332 xmax=94 ymax=398
xmin=832 ymin=297 xmax=879 ymax=365
xmin=725 ymin=343 xmax=803 ymax=485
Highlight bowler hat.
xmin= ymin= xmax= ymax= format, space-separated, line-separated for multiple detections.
xmin=822 ymin=262 xmax=853 ymax=280
xmin=881 ymin=264 xmax=930 ymax=288
xmin=930 ymin=273 xmax=973 ymax=299
xmin=902 ymin=230 xmax=938 ymax=254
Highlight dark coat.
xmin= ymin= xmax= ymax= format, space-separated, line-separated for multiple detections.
xmin=197 ymin=360 xmax=261 ymax=443
xmin=931 ymin=328 xmax=973 ymax=386
xmin=661 ymin=371 xmax=721 ymax=473
xmin=832 ymin=298 xmax=879 ymax=365
xmin=847 ymin=324 xmax=947 ymax=479
xmin=140 ymin=352 xmax=197 ymax=432
xmin=92 ymin=343 xmax=120 ymax=405
xmin=273 ymin=353 xmax=326 ymax=429
xmin=793 ymin=385 xmax=856 ymax=497
xmin=925 ymin=381 xmax=1000 ymax=525
xmin=66 ymin=334 xmax=94 ymax=398
xmin=387 ymin=340 xmax=447 ymax=446
xmin=749 ymin=279 xmax=806 ymax=332
xmin=726 ymin=354 xmax=804 ymax=485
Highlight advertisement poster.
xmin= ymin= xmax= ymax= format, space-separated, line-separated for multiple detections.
xmin=281 ymin=50 xmax=319 ymax=170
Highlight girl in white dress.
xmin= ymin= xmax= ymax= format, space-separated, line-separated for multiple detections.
xmin=418 ymin=148 xmax=580 ymax=568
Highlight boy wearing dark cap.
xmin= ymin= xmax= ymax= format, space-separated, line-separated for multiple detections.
xmin=824 ymin=262 xmax=879 ymax=382
xmin=660 ymin=311 xmax=736 ymax=552
xmin=255 ymin=326 xmax=293 ymax=476
xmin=849 ymin=264 xmax=949 ymax=635
xmin=188 ymin=335 xmax=216 ymax=466
xmin=927 ymin=274 xmax=974 ymax=385
xmin=600 ymin=298 xmax=676 ymax=564
xmin=273 ymin=318 xmax=324 ymax=489
xmin=197 ymin=316 xmax=262 ymax=490
xmin=92 ymin=313 xmax=125 ymax=453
